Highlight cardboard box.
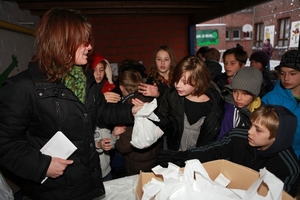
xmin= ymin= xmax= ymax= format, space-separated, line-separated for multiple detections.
xmin=135 ymin=159 xmax=293 ymax=200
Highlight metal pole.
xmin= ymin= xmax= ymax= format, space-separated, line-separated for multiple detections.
xmin=0 ymin=20 xmax=35 ymax=36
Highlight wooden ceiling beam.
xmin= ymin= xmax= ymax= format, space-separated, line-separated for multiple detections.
xmin=15 ymin=1 xmax=224 ymax=12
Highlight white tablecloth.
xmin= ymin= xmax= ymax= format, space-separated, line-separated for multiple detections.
xmin=102 ymin=175 xmax=139 ymax=200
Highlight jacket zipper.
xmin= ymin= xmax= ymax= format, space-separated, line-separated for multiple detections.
xmin=55 ymin=101 xmax=62 ymax=130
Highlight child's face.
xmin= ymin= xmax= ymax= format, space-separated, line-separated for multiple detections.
xmin=155 ymin=50 xmax=171 ymax=78
xmin=224 ymin=54 xmax=244 ymax=77
xmin=93 ymin=63 xmax=105 ymax=83
xmin=279 ymin=67 xmax=300 ymax=91
xmin=248 ymin=120 xmax=275 ymax=150
xmin=250 ymin=60 xmax=263 ymax=71
xmin=175 ymin=71 xmax=195 ymax=98
xmin=232 ymin=89 xmax=254 ymax=109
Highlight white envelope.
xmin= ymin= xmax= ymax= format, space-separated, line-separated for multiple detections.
xmin=40 ymin=131 xmax=77 ymax=183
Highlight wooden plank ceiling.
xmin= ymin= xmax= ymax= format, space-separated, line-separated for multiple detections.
xmin=5 ymin=0 xmax=272 ymax=24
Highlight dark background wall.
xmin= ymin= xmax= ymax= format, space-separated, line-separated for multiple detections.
xmin=89 ymin=14 xmax=190 ymax=71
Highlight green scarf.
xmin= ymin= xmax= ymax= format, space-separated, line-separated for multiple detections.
xmin=63 ymin=65 xmax=86 ymax=104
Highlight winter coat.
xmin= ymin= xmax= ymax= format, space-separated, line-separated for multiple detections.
xmin=213 ymin=72 xmax=231 ymax=99
xmin=0 ymin=61 xmax=134 ymax=200
xmin=115 ymin=92 xmax=162 ymax=175
xmin=217 ymin=94 xmax=261 ymax=141
xmin=156 ymin=83 xmax=224 ymax=151
xmin=205 ymin=59 xmax=222 ymax=80
xmin=262 ymin=80 xmax=300 ymax=159
xmin=259 ymin=68 xmax=275 ymax=98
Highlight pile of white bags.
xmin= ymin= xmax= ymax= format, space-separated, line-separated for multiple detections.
xmin=141 ymin=159 xmax=284 ymax=200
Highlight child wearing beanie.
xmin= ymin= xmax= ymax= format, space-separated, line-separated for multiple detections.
xmin=217 ymin=67 xmax=263 ymax=140
xmin=250 ymin=50 xmax=276 ymax=97
xmin=262 ymin=50 xmax=300 ymax=160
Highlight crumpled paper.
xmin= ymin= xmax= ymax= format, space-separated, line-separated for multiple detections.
xmin=131 ymin=98 xmax=164 ymax=149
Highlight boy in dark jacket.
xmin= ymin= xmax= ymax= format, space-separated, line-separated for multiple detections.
xmin=157 ymin=105 xmax=300 ymax=197
xmin=217 ymin=67 xmax=263 ymax=140
xmin=115 ymin=69 xmax=162 ymax=175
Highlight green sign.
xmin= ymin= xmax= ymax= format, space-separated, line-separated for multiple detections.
xmin=196 ymin=29 xmax=219 ymax=46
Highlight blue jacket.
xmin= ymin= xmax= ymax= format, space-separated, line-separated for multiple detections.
xmin=262 ymin=80 xmax=300 ymax=159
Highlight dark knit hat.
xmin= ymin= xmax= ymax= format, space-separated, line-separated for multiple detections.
xmin=226 ymin=67 xmax=263 ymax=96
xmin=249 ymin=50 xmax=269 ymax=67
xmin=275 ymin=50 xmax=300 ymax=71
xmin=196 ymin=46 xmax=210 ymax=56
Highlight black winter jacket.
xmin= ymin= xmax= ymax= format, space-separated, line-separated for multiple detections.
xmin=116 ymin=92 xmax=163 ymax=175
xmin=0 ymin=62 xmax=134 ymax=200
xmin=156 ymin=83 xmax=224 ymax=151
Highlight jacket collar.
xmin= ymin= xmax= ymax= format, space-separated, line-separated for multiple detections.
xmin=28 ymin=61 xmax=95 ymax=88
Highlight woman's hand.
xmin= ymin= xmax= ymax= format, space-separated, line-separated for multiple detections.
xmin=138 ymin=83 xmax=159 ymax=97
xmin=46 ymin=157 xmax=74 ymax=178
xmin=103 ymin=92 xmax=121 ymax=103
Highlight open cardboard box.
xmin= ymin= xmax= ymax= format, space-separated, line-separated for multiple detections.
xmin=135 ymin=159 xmax=293 ymax=200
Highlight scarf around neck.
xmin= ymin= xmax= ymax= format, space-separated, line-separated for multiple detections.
xmin=63 ymin=65 xmax=86 ymax=104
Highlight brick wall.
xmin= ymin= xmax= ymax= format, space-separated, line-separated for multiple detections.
xmin=0 ymin=1 xmax=39 ymax=76
xmin=254 ymin=0 xmax=300 ymax=60
xmin=89 ymin=14 xmax=190 ymax=71
xmin=196 ymin=10 xmax=254 ymax=59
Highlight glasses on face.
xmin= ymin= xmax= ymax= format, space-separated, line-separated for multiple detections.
xmin=83 ymin=35 xmax=92 ymax=47
xmin=83 ymin=41 xmax=90 ymax=47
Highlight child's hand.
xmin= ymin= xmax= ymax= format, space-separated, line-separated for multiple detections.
xmin=103 ymin=92 xmax=121 ymax=103
xmin=112 ymin=125 xmax=126 ymax=138
xmin=97 ymin=138 xmax=112 ymax=151
xmin=138 ymin=83 xmax=160 ymax=97
xmin=131 ymin=98 xmax=145 ymax=115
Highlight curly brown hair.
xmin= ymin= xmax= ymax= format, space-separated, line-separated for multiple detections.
xmin=32 ymin=8 xmax=93 ymax=82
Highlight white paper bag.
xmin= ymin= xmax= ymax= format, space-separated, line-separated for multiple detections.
xmin=242 ymin=168 xmax=283 ymax=200
xmin=0 ymin=171 xmax=14 ymax=200
xmin=142 ymin=159 xmax=241 ymax=200
xmin=131 ymin=99 xmax=164 ymax=149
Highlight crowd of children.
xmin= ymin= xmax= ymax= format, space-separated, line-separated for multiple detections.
xmin=0 ymin=8 xmax=299 ymax=198
xmin=87 ymin=44 xmax=300 ymax=198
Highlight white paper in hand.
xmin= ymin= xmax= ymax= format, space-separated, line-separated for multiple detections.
xmin=40 ymin=131 xmax=77 ymax=183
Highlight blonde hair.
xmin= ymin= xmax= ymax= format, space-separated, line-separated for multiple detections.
xmin=250 ymin=105 xmax=279 ymax=139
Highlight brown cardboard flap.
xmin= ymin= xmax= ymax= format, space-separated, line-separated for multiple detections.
xmin=136 ymin=159 xmax=294 ymax=200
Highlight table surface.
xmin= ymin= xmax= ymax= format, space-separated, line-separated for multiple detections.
xmin=102 ymin=174 xmax=139 ymax=200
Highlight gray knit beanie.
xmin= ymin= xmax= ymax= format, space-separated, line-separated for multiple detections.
xmin=226 ymin=67 xmax=263 ymax=96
